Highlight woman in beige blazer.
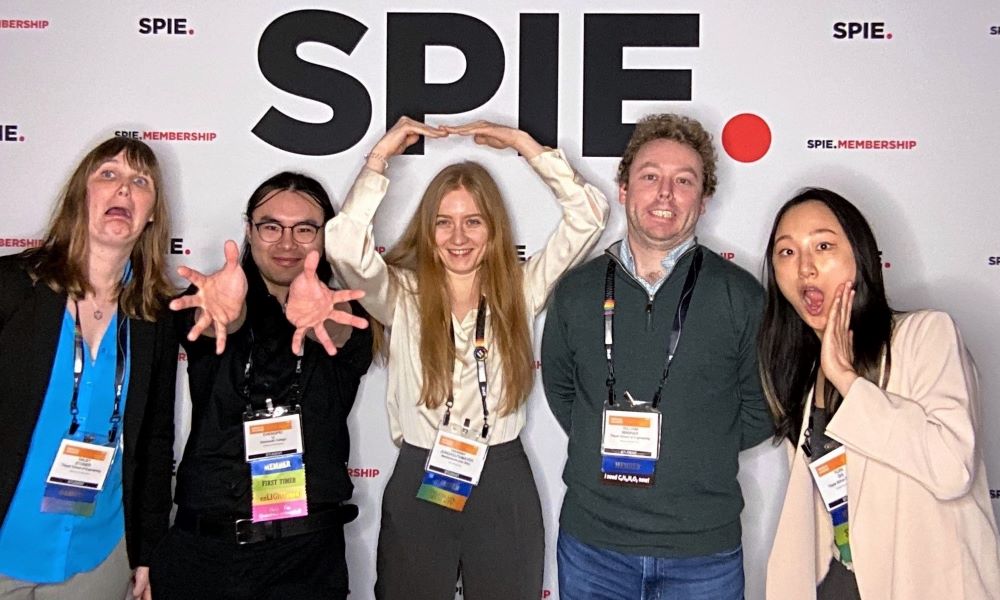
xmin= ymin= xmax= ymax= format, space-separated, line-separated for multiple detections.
xmin=758 ymin=188 xmax=1000 ymax=599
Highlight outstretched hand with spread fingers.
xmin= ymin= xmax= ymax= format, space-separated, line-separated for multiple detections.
xmin=169 ymin=239 xmax=248 ymax=355
xmin=285 ymin=250 xmax=368 ymax=356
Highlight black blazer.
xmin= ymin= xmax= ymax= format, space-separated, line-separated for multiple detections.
xmin=0 ymin=253 xmax=177 ymax=567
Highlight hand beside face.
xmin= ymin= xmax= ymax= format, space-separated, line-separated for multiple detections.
xmin=771 ymin=200 xmax=858 ymax=336
xmin=86 ymin=150 xmax=156 ymax=249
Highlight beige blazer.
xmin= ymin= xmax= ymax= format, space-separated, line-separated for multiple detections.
xmin=767 ymin=310 xmax=1000 ymax=599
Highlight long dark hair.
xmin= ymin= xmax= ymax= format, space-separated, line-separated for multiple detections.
xmin=241 ymin=172 xmax=335 ymax=285
xmin=758 ymin=188 xmax=894 ymax=443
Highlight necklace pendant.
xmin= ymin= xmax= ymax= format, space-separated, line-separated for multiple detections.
xmin=93 ymin=309 xmax=104 ymax=320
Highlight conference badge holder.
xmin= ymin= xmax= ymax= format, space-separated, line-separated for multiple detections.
xmin=807 ymin=445 xmax=852 ymax=563
xmin=598 ymin=249 xmax=702 ymax=489
xmin=417 ymin=295 xmax=492 ymax=512
xmin=42 ymin=304 xmax=128 ymax=517
xmin=600 ymin=391 xmax=661 ymax=488
xmin=417 ymin=420 xmax=490 ymax=512
xmin=243 ymin=401 xmax=308 ymax=523
xmin=42 ymin=431 xmax=120 ymax=517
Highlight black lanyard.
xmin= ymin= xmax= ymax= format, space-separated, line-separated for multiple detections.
xmin=241 ymin=330 xmax=304 ymax=416
xmin=70 ymin=301 xmax=128 ymax=444
xmin=603 ymin=247 xmax=703 ymax=408
xmin=442 ymin=295 xmax=490 ymax=439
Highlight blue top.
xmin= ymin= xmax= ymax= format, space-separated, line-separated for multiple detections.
xmin=0 ymin=310 xmax=130 ymax=583
xmin=619 ymin=236 xmax=696 ymax=296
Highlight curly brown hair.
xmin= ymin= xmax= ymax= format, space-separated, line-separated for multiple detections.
xmin=616 ymin=114 xmax=718 ymax=198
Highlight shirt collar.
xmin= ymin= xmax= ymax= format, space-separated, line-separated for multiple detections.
xmin=618 ymin=236 xmax=696 ymax=296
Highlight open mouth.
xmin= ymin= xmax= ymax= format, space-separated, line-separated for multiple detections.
xmin=105 ymin=207 xmax=132 ymax=219
xmin=447 ymin=249 xmax=474 ymax=257
xmin=802 ymin=286 xmax=825 ymax=316
xmin=650 ymin=209 xmax=674 ymax=219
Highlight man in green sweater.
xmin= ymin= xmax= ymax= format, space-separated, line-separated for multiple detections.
xmin=541 ymin=113 xmax=773 ymax=599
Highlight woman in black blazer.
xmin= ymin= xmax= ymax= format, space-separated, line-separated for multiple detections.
xmin=0 ymin=137 xmax=177 ymax=600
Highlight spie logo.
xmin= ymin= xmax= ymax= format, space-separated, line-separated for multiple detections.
xmin=170 ymin=238 xmax=191 ymax=256
xmin=138 ymin=17 xmax=195 ymax=35
xmin=1 ymin=124 xmax=25 ymax=142
xmin=833 ymin=22 xmax=893 ymax=40
xmin=722 ymin=113 xmax=771 ymax=163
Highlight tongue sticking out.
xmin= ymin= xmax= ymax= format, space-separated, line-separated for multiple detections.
xmin=803 ymin=288 xmax=825 ymax=316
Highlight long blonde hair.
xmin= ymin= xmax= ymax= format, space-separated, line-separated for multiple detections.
xmin=24 ymin=137 xmax=174 ymax=321
xmin=374 ymin=162 xmax=533 ymax=415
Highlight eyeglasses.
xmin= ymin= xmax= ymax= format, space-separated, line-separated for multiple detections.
xmin=252 ymin=221 xmax=320 ymax=244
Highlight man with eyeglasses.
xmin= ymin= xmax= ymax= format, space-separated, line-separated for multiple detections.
xmin=149 ymin=172 xmax=373 ymax=600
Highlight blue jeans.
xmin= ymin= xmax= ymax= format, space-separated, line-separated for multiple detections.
xmin=556 ymin=531 xmax=744 ymax=600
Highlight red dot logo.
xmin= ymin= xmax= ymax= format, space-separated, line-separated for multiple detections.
xmin=722 ymin=113 xmax=771 ymax=163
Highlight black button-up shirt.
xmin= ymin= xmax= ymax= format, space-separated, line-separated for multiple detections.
xmin=174 ymin=272 xmax=373 ymax=517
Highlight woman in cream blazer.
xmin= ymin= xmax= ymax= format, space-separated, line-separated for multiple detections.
xmin=758 ymin=188 xmax=1000 ymax=599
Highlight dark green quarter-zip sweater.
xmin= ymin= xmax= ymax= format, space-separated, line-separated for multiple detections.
xmin=541 ymin=242 xmax=774 ymax=557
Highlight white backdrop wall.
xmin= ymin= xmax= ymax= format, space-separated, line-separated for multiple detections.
xmin=2 ymin=2 xmax=999 ymax=599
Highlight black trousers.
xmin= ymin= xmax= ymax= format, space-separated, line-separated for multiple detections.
xmin=149 ymin=522 xmax=348 ymax=600
xmin=817 ymin=558 xmax=862 ymax=600
xmin=375 ymin=438 xmax=545 ymax=600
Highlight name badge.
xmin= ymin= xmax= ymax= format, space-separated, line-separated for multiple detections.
xmin=250 ymin=454 xmax=309 ymax=522
xmin=243 ymin=408 xmax=308 ymax=523
xmin=807 ymin=445 xmax=848 ymax=511
xmin=417 ymin=427 xmax=489 ymax=512
xmin=42 ymin=437 xmax=118 ymax=517
xmin=426 ymin=429 xmax=489 ymax=484
xmin=600 ymin=407 xmax=661 ymax=487
xmin=807 ymin=445 xmax=852 ymax=563
xmin=46 ymin=438 xmax=115 ymax=491
xmin=243 ymin=413 xmax=304 ymax=461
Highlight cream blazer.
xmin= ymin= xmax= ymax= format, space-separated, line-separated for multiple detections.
xmin=767 ymin=310 xmax=1000 ymax=599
